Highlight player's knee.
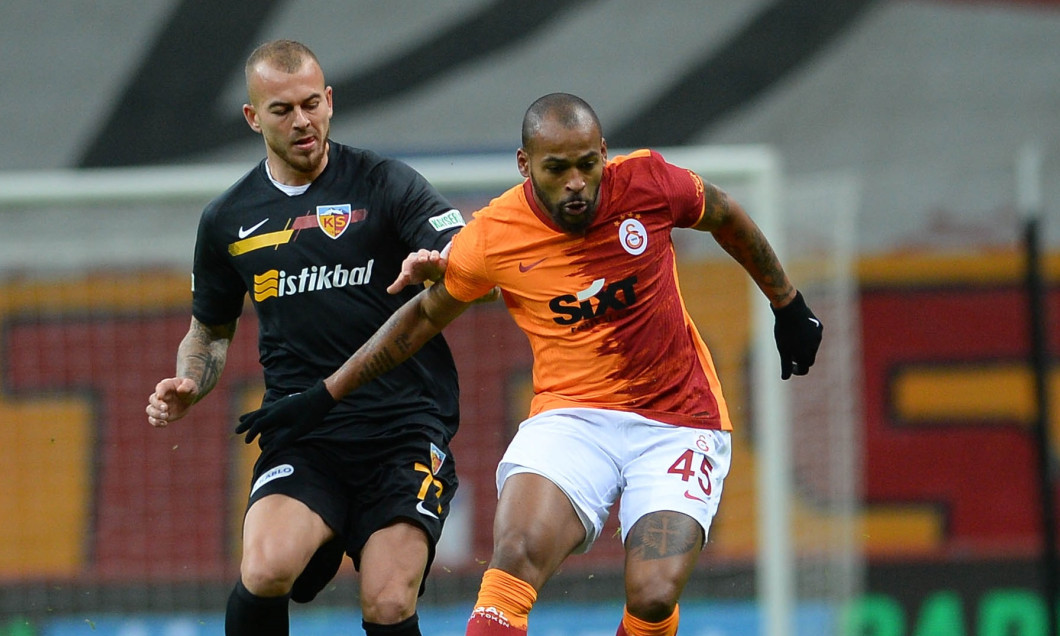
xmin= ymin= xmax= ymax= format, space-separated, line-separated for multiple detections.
xmin=240 ymin=554 xmax=298 ymax=598
xmin=625 ymin=583 xmax=679 ymax=623
xmin=360 ymin=586 xmax=417 ymax=624
xmin=492 ymin=528 xmax=574 ymax=583
xmin=491 ymin=531 xmax=538 ymax=572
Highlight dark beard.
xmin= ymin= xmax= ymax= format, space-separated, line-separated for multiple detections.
xmin=532 ymin=180 xmax=596 ymax=234
xmin=551 ymin=207 xmax=594 ymax=234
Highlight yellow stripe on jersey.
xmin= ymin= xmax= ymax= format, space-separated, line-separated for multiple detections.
xmin=228 ymin=229 xmax=295 ymax=256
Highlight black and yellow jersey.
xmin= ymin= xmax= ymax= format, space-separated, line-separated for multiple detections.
xmin=192 ymin=142 xmax=464 ymax=441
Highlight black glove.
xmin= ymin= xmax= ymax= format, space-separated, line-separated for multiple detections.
xmin=235 ymin=380 xmax=337 ymax=447
xmin=771 ymin=290 xmax=823 ymax=380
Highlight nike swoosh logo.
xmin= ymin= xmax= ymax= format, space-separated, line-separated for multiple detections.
xmin=415 ymin=500 xmax=439 ymax=519
xmin=518 ymin=258 xmax=546 ymax=273
xmin=808 ymin=317 xmax=821 ymax=328
xmin=238 ymin=218 xmax=269 ymax=239
xmin=684 ymin=490 xmax=707 ymax=504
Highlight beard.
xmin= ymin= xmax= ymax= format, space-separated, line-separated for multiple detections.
xmin=280 ymin=140 xmax=325 ymax=174
xmin=265 ymin=128 xmax=329 ymax=181
xmin=531 ymin=177 xmax=598 ymax=235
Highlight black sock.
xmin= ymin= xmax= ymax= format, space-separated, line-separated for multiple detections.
xmin=225 ymin=579 xmax=290 ymax=636
xmin=363 ymin=613 xmax=421 ymax=636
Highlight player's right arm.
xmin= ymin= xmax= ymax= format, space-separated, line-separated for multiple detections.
xmin=329 ymin=281 xmax=469 ymax=398
xmin=386 ymin=242 xmax=451 ymax=294
xmin=387 ymin=241 xmax=500 ymax=303
xmin=146 ymin=317 xmax=237 ymax=427
xmin=235 ymin=281 xmax=471 ymax=443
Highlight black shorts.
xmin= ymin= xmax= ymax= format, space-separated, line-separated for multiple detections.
xmin=245 ymin=425 xmax=458 ymax=580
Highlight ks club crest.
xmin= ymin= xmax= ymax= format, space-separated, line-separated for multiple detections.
xmin=316 ymin=204 xmax=366 ymax=239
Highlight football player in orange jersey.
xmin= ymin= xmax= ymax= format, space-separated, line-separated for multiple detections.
xmin=239 ymin=93 xmax=823 ymax=636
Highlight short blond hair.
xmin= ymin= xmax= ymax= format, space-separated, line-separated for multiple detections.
xmin=245 ymin=39 xmax=321 ymax=86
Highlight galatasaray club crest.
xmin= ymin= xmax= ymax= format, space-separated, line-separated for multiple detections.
xmin=316 ymin=204 xmax=362 ymax=239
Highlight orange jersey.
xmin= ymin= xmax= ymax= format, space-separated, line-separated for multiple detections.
xmin=445 ymin=150 xmax=732 ymax=430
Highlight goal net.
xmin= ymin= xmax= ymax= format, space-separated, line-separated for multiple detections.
xmin=0 ymin=146 xmax=861 ymax=635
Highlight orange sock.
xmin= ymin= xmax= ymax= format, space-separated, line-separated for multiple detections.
xmin=466 ymin=568 xmax=537 ymax=635
xmin=617 ymin=604 xmax=679 ymax=636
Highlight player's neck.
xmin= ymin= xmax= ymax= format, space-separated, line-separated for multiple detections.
xmin=264 ymin=143 xmax=329 ymax=187
xmin=264 ymin=159 xmax=314 ymax=196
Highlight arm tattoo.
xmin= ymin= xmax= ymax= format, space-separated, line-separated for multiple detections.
xmin=359 ymin=349 xmax=397 ymax=385
xmin=703 ymin=184 xmax=793 ymax=302
xmin=626 ymin=512 xmax=703 ymax=561
xmin=353 ymin=322 xmax=414 ymax=385
xmin=719 ymin=226 xmax=787 ymax=292
xmin=395 ymin=333 xmax=414 ymax=356
xmin=187 ymin=351 xmax=222 ymax=394
xmin=177 ymin=319 xmax=235 ymax=401
xmin=698 ymin=182 xmax=734 ymax=230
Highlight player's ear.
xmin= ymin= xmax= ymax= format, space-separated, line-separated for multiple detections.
xmin=516 ymin=148 xmax=530 ymax=178
xmin=243 ymin=104 xmax=262 ymax=133
xmin=600 ymin=137 xmax=608 ymax=162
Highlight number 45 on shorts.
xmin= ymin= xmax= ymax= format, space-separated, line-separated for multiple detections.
xmin=668 ymin=438 xmax=715 ymax=503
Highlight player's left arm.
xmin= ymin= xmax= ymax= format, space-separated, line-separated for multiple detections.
xmin=692 ymin=181 xmax=824 ymax=379
xmin=693 ymin=182 xmax=794 ymax=307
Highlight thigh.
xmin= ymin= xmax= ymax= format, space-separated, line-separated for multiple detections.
xmin=358 ymin=521 xmax=430 ymax=613
xmin=247 ymin=442 xmax=351 ymax=539
xmin=619 ymin=427 xmax=731 ymax=545
xmin=490 ymin=472 xmax=588 ymax=589
xmin=242 ymin=493 xmax=335 ymax=578
xmin=346 ymin=427 xmax=458 ymax=574
xmin=497 ymin=408 xmax=624 ymax=553
xmin=242 ymin=444 xmax=349 ymax=567
xmin=623 ymin=510 xmax=703 ymax=611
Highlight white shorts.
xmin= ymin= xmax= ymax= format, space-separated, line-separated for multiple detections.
xmin=497 ymin=407 xmax=732 ymax=553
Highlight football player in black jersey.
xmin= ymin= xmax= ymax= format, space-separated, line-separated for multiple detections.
xmin=145 ymin=40 xmax=465 ymax=636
